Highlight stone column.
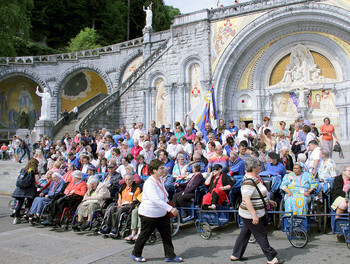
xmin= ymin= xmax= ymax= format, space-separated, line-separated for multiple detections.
xmin=150 ymin=86 xmax=156 ymax=124
xmin=142 ymin=28 xmax=153 ymax=58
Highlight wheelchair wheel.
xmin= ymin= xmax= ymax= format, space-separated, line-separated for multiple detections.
xmin=233 ymin=196 xmax=242 ymax=224
xmin=200 ymin=222 xmax=212 ymax=240
xmin=8 ymin=199 xmax=16 ymax=213
xmin=288 ymin=228 xmax=308 ymax=248
xmin=273 ymin=198 xmax=282 ymax=230
xmin=170 ymin=214 xmax=180 ymax=237
xmin=148 ymin=232 xmax=157 ymax=244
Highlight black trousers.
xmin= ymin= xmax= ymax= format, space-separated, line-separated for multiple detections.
xmin=132 ymin=214 xmax=176 ymax=259
xmin=49 ymin=195 xmax=82 ymax=221
xmin=14 ymin=197 xmax=33 ymax=217
xmin=232 ymin=216 xmax=277 ymax=261
xmin=104 ymin=204 xmax=132 ymax=230
xmin=172 ymin=192 xmax=195 ymax=208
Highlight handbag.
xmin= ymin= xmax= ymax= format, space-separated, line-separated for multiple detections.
xmin=246 ymin=178 xmax=269 ymax=226
xmin=167 ymin=201 xmax=175 ymax=218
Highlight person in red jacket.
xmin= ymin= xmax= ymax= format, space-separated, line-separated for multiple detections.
xmin=42 ymin=170 xmax=87 ymax=226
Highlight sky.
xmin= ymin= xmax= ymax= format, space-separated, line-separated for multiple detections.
xmin=163 ymin=0 xmax=250 ymax=14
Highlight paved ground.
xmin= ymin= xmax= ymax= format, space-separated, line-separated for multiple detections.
xmin=0 ymin=194 xmax=349 ymax=264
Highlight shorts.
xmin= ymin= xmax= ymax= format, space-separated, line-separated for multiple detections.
xmin=331 ymin=196 xmax=346 ymax=210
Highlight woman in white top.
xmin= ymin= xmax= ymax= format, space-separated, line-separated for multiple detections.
xmin=131 ymin=159 xmax=183 ymax=263
xmin=237 ymin=122 xmax=249 ymax=144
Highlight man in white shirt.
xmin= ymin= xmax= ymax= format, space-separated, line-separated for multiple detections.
xmin=305 ymin=140 xmax=322 ymax=175
xmin=166 ymin=136 xmax=179 ymax=160
xmin=180 ymin=137 xmax=193 ymax=159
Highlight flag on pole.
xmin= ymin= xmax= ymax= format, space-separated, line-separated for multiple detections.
xmin=188 ymin=86 xmax=218 ymax=131
xmin=217 ymin=0 xmax=220 ymax=8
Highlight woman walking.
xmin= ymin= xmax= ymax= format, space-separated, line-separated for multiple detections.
xmin=231 ymin=157 xmax=284 ymax=263
xmin=130 ymin=159 xmax=183 ymax=262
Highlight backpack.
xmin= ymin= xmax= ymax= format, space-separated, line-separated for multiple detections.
xmin=16 ymin=169 xmax=33 ymax=188
xmin=19 ymin=141 xmax=27 ymax=149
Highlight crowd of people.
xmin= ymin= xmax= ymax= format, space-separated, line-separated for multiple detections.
xmin=8 ymin=115 xmax=350 ymax=263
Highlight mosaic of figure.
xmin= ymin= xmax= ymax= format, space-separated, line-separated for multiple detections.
xmin=189 ymin=64 xmax=202 ymax=109
xmin=155 ymin=78 xmax=167 ymax=126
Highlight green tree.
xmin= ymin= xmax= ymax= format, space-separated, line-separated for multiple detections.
xmin=0 ymin=0 xmax=33 ymax=57
xmin=67 ymin=27 xmax=100 ymax=52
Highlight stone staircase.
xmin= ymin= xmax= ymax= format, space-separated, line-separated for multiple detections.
xmin=53 ymin=105 xmax=96 ymax=141
xmin=0 ymin=160 xmax=25 ymax=195
xmin=76 ymin=36 xmax=173 ymax=131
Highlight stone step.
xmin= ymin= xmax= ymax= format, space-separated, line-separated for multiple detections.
xmin=0 ymin=160 xmax=26 ymax=195
xmin=53 ymin=106 xmax=96 ymax=141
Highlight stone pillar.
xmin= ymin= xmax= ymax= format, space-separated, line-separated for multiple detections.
xmin=142 ymin=28 xmax=153 ymax=58
xmin=150 ymin=86 xmax=156 ymax=123
xmin=35 ymin=120 xmax=55 ymax=138
xmin=338 ymin=107 xmax=348 ymax=140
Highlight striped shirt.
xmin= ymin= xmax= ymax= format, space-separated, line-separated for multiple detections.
xmin=239 ymin=174 xmax=268 ymax=219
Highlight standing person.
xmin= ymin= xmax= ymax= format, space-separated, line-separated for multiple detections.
xmin=319 ymin=117 xmax=338 ymax=158
xmin=12 ymin=158 xmax=39 ymax=224
xmin=18 ymin=135 xmax=31 ymax=163
xmin=130 ymin=159 xmax=183 ymax=263
xmin=73 ymin=106 xmax=78 ymax=121
xmin=231 ymin=157 xmax=284 ymax=263
xmin=62 ymin=109 xmax=69 ymax=125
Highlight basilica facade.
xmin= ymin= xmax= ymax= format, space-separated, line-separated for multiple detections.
xmin=0 ymin=0 xmax=349 ymax=144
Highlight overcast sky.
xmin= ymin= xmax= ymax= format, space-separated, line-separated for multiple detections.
xmin=163 ymin=0 xmax=250 ymax=14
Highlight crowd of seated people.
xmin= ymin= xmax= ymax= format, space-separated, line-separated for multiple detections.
xmin=9 ymin=115 xmax=348 ymax=237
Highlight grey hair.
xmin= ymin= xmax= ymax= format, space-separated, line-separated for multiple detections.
xmin=193 ymin=153 xmax=201 ymax=161
xmin=295 ymin=123 xmax=303 ymax=129
xmin=124 ymin=173 xmax=133 ymax=180
xmin=240 ymin=121 xmax=246 ymax=126
xmin=319 ymin=147 xmax=330 ymax=158
xmin=87 ymin=176 xmax=99 ymax=185
xmin=230 ymin=151 xmax=239 ymax=159
xmin=143 ymin=141 xmax=151 ymax=148
xmin=281 ymin=146 xmax=289 ymax=152
xmin=297 ymin=153 xmax=307 ymax=163
xmin=244 ymin=157 xmax=260 ymax=172
xmin=177 ymin=153 xmax=185 ymax=160
xmin=193 ymin=163 xmax=201 ymax=172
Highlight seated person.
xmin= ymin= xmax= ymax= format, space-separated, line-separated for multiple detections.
xmin=35 ymin=171 xmax=53 ymax=193
xmin=136 ymin=154 xmax=149 ymax=181
xmin=238 ymin=141 xmax=251 ymax=161
xmin=173 ymin=163 xmax=205 ymax=218
xmin=330 ymin=165 xmax=350 ymax=218
xmin=184 ymin=153 xmax=207 ymax=173
xmin=279 ymin=146 xmax=294 ymax=174
xmin=98 ymin=174 xmax=141 ymax=238
xmin=264 ymin=152 xmax=287 ymax=178
xmin=29 ymin=172 xmax=65 ymax=222
xmin=41 ymin=170 xmax=87 ymax=226
xmin=62 ymin=163 xmax=76 ymax=182
xmin=172 ymin=154 xmax=189 ymax=182
xmin=228 ymin=151 xmax=245 ymax=176
xmin=118 ymin=165 xmax=142 ymax=186
xmin=257 ymin=141 xmax=268 ymax=170
xmin=74 ymin=176 xmax=110 ymax=230
xmin=125 ymin=192 xmax=142 ymax=241
xmin=102 ymin=164 xmax=122 ymax=196
xmin=202 ymin=164 xmax=235 ymax=210
xmin=280 ymin=163 xmax=318 ymax=215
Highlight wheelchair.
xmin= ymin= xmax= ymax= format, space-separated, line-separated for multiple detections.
xmin=9 ymin=198 xmax=30 ymax=221
xmin=323 ymin=177 xmax=350 ymax=249
xmin=195 ymin=186 xmax=236 ymax=240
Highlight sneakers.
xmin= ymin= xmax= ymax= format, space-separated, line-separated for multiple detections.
xmin=80 ymin=222 xmax=91 ymax=231
xmin=41 ymin=219 xmax=53 ymax=226
xmin=13 ymin=217 xmax=20 ymax=225
xmin=98 ymin=225 xmax=110 ymax=236
xmin=109 ymin=227 xmax=119 ymax=239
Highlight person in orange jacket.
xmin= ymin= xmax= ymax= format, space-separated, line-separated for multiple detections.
xmin=41 ymin=170 xmax=87 ymax=226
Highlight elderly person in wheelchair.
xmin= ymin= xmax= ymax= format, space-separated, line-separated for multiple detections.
xmin=280 ymin=163 xmax=318 ymax=215
xmin=98 ymin=174 xmax=141 ymax=238
xmin=28 ymin=172 xmax=65 ymax=223
xmin=331 ymin=165 xmax=350 ymax=218
xmin=73 ymin=176 xmax=110 ymax=231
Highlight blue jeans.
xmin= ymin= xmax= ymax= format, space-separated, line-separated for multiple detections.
xmin=19 ymin=147 xmax=30 ymax=162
